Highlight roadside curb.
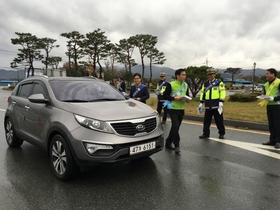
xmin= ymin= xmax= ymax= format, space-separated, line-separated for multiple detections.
xmin=183 ymin=115 xmax=269 ymax=131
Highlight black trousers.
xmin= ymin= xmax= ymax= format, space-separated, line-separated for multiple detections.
xmin=203 ymin=109 xmax=225 ymax=137
xmin=157 ymin=101 xmax=167 ymax=122
xmin=166 ymin=109 xmax=184 ymax=147
xmin=267 ymin=106 xmax=280 ymax=143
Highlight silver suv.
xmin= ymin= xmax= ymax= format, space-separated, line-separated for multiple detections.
xmin=4 ymin=76 xmax=164 ymax=180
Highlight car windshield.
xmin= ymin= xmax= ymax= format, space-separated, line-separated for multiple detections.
xmin=49 ymin=80 xmax=125 ymax=102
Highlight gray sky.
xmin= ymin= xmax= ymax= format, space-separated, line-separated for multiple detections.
xmin=1 ymin=0 xmax=280 ymax=70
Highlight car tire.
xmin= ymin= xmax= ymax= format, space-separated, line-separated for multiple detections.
xmin=49 ymin=134 xmax=79 ymax=181
xmin=4 ymin=118 xmax=23 ymax=148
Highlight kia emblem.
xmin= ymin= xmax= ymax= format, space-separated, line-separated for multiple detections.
xmin=136 ymin=124 xmax=145 ymax=131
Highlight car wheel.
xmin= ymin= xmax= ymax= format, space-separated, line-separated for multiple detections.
xmin=50 ymin=134 xmax=79 ymax=181
xmin=5 ymin=118 xmax=23 ymax=148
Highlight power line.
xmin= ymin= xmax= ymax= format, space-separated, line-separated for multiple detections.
xmin=0 ymin=49 xmax=18 ymax=53
xmin=210 ymin=57 xmax=280 ymax=63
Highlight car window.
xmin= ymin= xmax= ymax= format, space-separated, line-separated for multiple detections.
xmin=32 ymin=83 xmax=48 ymax=98
xmin=49 ymin=80 xmax=125 ymax=102
xmin=17 ymin=83 xmax=34 ymax=98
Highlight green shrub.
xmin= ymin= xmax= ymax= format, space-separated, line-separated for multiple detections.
xmin=229 ymin=93 xmax=259 ymax=102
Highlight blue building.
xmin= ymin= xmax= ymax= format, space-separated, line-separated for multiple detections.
xmin=223 ymin=78 xmax=252 ymax=86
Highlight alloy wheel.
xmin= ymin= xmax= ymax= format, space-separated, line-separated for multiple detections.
xmin=51 ymin=141 xmax=67 ymax=175
xmin=5 ymin=120 xmax=13 ymax=145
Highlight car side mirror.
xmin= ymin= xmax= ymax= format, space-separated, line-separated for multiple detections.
xmin=28 ymin=93 xmax=48 ymax=103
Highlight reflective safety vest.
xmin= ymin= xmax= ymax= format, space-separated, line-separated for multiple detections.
xmin=156 ymin=81 xmax=167 ymax=95
xmin=264 ymin=78 xmax=280 ymax=106
xmin=157 ymin=80 xmax=168 ymax=101
xmin=170 ymin=80 xmax=188 ymax=110
xmin=200 ymin=79 xmax=226 ymax=109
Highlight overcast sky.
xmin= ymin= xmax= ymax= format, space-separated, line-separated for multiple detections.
xmin=1 ymin=0 xmax=280 ymax=71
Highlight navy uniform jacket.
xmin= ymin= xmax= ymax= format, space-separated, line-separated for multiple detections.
xmin=157 ymin=80 xmax=169 ymax=102
xmin=118 ymin=81 xmax=126 ymax=92
xmin=129 ymin=84 xmax=150 ymax=103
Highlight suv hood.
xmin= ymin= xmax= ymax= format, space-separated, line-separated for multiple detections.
xmin=60 ymin=99 xmax=157 ymax=121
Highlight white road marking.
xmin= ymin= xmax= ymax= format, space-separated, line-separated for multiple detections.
xmin=166 ymin=119 xmax=277 ymax=159
xmin=182 ymin=119 xmax=269 ymax=135
xmin=210 ymin=137 xmax=280 ymax=160
xmin=0 ymin=108 xmax=5 ymax=112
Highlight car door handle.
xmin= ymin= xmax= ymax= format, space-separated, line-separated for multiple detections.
xmin=25 ymin=105 xmax=30 ymax=111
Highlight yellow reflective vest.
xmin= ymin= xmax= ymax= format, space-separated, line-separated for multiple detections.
xmin=200 ymin=79 xmax=226 ymax=109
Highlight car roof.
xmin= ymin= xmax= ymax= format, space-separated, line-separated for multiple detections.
xmin=21 ymin=76 xmax=100 ymax=83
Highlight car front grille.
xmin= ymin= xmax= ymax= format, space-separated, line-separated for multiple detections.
xmin=110 ymin=117 xmax=157 ymax=136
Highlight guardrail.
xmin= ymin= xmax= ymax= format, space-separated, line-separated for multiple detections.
xmin=0 ymin=80 xmax=18 ymax=85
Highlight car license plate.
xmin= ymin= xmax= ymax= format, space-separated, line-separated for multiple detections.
xmin=130 ymin=141 xmax=156 ymax=155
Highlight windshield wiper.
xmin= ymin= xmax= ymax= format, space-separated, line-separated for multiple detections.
xmin=88 ymin=98 xmax=120 ymax=102
xmin=61 ymin=100 xmax=89 ymax=102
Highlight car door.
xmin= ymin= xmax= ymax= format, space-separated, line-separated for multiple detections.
xmin=23 ymin=81 xmax=51 ymax=144
xmin=11 ymin=82 xmax=34 ymax=137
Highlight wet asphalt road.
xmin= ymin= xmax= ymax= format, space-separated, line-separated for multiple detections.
xmin=0 ymin=89 xmax=280 ymax=210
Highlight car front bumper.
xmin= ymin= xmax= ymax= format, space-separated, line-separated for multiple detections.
xmin=68 ymin=126 xmax=164 ymax=166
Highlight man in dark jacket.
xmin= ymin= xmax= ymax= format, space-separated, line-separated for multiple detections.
xmin=156 ymin=72 xmax=169 ymax=124
xmin=118 ymin=77 xmax=126 ymax=93
xmin=163 ymin=69 xmax=190 ymax=154
xmin=129 ymin=73 xmax=150 ymax=104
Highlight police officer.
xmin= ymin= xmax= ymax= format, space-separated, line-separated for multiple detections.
xmin=156 ymin=72 xmax=168 ymax=124
xmin=198 ymin=67 xmax=226 ymax=139
xmin=261 ymin=68 xmax=280 ymax=149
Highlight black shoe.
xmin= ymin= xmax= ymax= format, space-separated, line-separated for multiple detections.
xmin=262 ymin=141 xmax=276 ymax=146
xmin=165 ymin=144 xmax=175 ymax=150
xmin=175 ymin=147 xmax=181 ymax=154
xmin=199 ymin=135 xmax=209 ymax=139
xmin=275 ymin=143 xmax=280 ymax=149
xmin=219 ymin=135 xmax=224 ymax=139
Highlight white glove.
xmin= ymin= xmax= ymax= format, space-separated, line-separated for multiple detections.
xmin=265 ymin=96 xmax=274 ymax=102
xmin=218 ymin=102 xmax=223 ymax=115
xmin=197 ymin=103 xmax=204 ymax=115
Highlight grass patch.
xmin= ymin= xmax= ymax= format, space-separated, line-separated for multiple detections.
xmin=146 ymin=97 xmax=267 ymax=124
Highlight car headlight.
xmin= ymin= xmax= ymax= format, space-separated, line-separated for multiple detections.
xmin=153 ymin=110 xmax=161 ymax=126
xmin=74 ymin=114 xmax=114 ymax=133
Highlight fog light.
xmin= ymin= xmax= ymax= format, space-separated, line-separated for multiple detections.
xmin=85 ymin=143 xmax=113 ymax=155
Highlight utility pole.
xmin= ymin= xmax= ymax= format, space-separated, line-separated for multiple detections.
xmin=252 ymin=62 xmax=256 ymax=93
xmin=67 ymin=42 xmax=71 ymax=76
xmin=206 ymin=58 xmax=208 ymax=66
